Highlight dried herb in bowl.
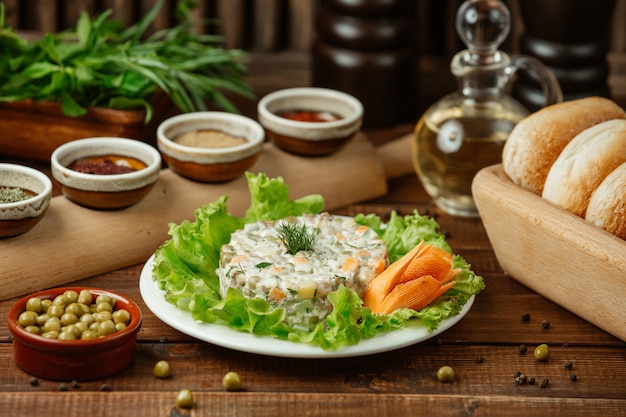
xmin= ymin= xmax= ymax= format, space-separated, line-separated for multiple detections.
xmin=0 ymin=0 xmax=252 ymax=123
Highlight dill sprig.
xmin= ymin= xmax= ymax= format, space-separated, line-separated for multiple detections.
xmin=277 ymin=222 xmax=317 ymax=255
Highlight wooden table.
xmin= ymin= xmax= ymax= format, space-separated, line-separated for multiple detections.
xmin=1 ymin=151 xmax=625 ymax=416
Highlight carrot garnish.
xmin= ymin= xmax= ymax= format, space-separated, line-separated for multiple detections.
xmin=362 ymin=241 xmax=458 ymax=314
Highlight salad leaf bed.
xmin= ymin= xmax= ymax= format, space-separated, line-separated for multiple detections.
xmin=152 ymin=173 xmax=484 ymax=350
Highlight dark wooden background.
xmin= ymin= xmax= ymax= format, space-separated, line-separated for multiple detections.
xmin=3 ymin=0 xmax=626 ymax=119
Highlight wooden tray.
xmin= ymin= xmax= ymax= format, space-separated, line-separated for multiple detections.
xmin=473 ymin=164 xmax=626 ymax=341
xmin=0 ymin=133 xmax=390 ymax=301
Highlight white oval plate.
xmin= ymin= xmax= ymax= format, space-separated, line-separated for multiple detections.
xmin=139 ymin=254 xmax=475 ymax=358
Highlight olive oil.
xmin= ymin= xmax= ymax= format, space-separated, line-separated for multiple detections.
xmin=412 ymin=0 xmax=561 ymax=217
xmin=413 ymin=113 xmax=517 ymax=217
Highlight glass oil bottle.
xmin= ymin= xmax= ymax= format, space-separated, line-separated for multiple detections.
xmin=413 ymin=0 xmax=562 ymax=218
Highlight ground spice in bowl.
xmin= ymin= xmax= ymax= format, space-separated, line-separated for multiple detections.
xmin=174 ymin=129 xmax=248 ymax=148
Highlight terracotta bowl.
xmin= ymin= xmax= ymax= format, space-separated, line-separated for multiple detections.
xmin=157 ymin=111 xmax=265 ymax=183
xmin=51 ymin=137 xmax=161 ymax=209
xmin=0 ymin=163 xmax=52 ymax=238
xmin=257 ymin=87 xmax=363 ymax=156
xmin=7 ymin=287 xmax=142 ymax=381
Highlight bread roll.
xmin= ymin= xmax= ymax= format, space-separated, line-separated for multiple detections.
xmin=542 ymin=119 xmax=626 ymax=218
xmin=502 ymin=97 xmax=626 ymax=195
xmin=585 ymin=162 xmax=626 ymax=240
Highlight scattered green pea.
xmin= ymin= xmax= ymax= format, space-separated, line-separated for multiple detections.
xmin=176 ymin=389 xmax=194 ymax=408
xmin=437 ymin=366 xmax=455 ymax=382
xmin=223 ymin=371 xmax=242 ymax=391
xmin=153 ymin=360 xmax=171 ymax=379
xmin=534 ymin=343 xmax=550 ymax=361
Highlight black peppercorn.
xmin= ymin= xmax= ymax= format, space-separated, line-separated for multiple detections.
xmin=475 ymin=355 xmax=485 ymax=363
xmin=59 ymin=383 xmax=68 ymax=391
xmin=519 ymin=344 xmax=527 ymax=354
xmin=29 ymin=377 xmax=39 ymax=387
xmin=540 ymin=378 xmax=549 ymax=388
xmin=514 ymin=370 xmax=522 ymax=378
xmin=542 ymin=320 xmax=550 ymax=329
xmin=564 ymin=361 xmax=573 ymax=370
xmin=569 ymin=374 xmax=577 ymax=381
xmin=521 ymin=312 xmax=530 ymax=321
xmin=529 ymin=377 xmax=536 ymax=385
xmin=515 ymin=374 xmax=528 ymax=385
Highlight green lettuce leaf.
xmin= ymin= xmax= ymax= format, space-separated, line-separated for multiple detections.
xmin=151 ymin=172 xmax=484 ymax=350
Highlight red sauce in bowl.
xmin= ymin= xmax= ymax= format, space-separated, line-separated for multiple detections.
xmin=68 ymin=155 xmax=147 ymax=175
xmin=276 ymin=110 xmax=342 ymax=123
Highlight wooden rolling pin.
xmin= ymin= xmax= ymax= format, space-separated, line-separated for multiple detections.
xmin=0 ymin=133 xmax=414 ymax=300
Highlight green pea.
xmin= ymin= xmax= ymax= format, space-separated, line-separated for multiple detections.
xmin=77 ymin=290 xmax=93 ymax=305
xmin=63 ymin=290 xmax=79 ymax=304
xmin=42 ymin=317 xmax=61 ymax=333
xmin=176 ymin=389 xmax=194 ymax=408
xmin=222 ymin=371 xmax=242 ymax=391
xmin=96 ymin=302 xmax=113 ymax=313
xmin=60 ymin=312 xmax=78 ymax=326
xmin=80 ymin=330 xmax=99 ymax=340
xmin=25 ymin=297 xmax=43 ymax=313
xmin=24 ymin=325 xmax=41 ymax=334
xmin=98 ymin=320 xmax=117 ymax=336
xmin=58 ymin=330 xmax=76 ymax=340
xmin=153 ymin=360 xmax=171 ymax=379
xmin=18 ymin=311 xmax=38 ymax=327
xmin=437 ymin=366 xmax=455 ymax=382
xmin=534 ymin=344 xmax=550 ymax=361
xmin=112 ymin=309 xmax=131 ymax=325
xmin=46 ymin=304 xmax=64 ymax=319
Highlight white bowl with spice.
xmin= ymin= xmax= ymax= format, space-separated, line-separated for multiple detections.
xmin=0 ymin=163 xmax=52 ymax=238
xmin=257 ymin=87 xmax=363 ymax=156
xmin=51 ymin=137 xmax=162 ymax=210
xmin=157 ymin=111 xmax=265 ymax=182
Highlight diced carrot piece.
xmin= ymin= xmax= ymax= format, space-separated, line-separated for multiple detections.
xmin=268 ymin=287 xmax=286 ymax=303
xmin=362 ymin=241 xmax=425 ymax=308
xmin=342 ymin=256 xmax=359 ymax=273
xmin=232 ymin=254 xmax=247 ymax=264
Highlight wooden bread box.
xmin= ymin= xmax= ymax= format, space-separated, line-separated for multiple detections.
xmin=473 ymin=164 xmax=626 ymax=342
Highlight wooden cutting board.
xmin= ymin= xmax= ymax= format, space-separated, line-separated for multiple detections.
xmin=1 ymin=133 xmax=408 ymax=301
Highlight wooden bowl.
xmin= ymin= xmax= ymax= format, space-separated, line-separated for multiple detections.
xmin=0 ymin=163 xmax=52 ymax=238
xmin=51 ymin=137 xmax=161 ymax=209
xmin=157 ymin=112 xmax=264 ymax=182
xmin=7 ymin=287 xmax=142 ymax=381
xmin=257 ymin=87 xmax=363 ymax=156
xmin=472 ymin=164 xmax=626 ymax=341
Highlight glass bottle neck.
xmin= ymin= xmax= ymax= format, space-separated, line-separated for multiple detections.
xmin=450 ymin=49 xmax=514 ymax=99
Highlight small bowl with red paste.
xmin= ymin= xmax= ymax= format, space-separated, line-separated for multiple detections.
xmin=157 ymin=111 xmax=265 ymax=182
xmin=51 ymin=137 xmax=161 ymax=209
xmin=257 ymin=87 xmax=363 ymax=156
xmin=0 ymin=163 xmax=52 ymax=238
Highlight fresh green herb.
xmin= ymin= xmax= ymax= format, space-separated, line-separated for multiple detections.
xmin=0 ymin=0 xmax=252 ymax=122
xmin=255 ymin=262 xmax=272 ymax=269
xmin=0 ymin=186 xmax=32 ymax=204
xmin=277 ymin=221 xmax=318 ymax=255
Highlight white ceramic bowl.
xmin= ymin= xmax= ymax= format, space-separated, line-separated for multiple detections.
xmin=257 ymin=87 xmax=363 ymax=156
xmin=0 ymin=163 xmax=52 ymax=238
xmin=51 ymin=137 xmax=161 ymax=209
xmin=157 ymin=112 xmax=265 ymax=182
